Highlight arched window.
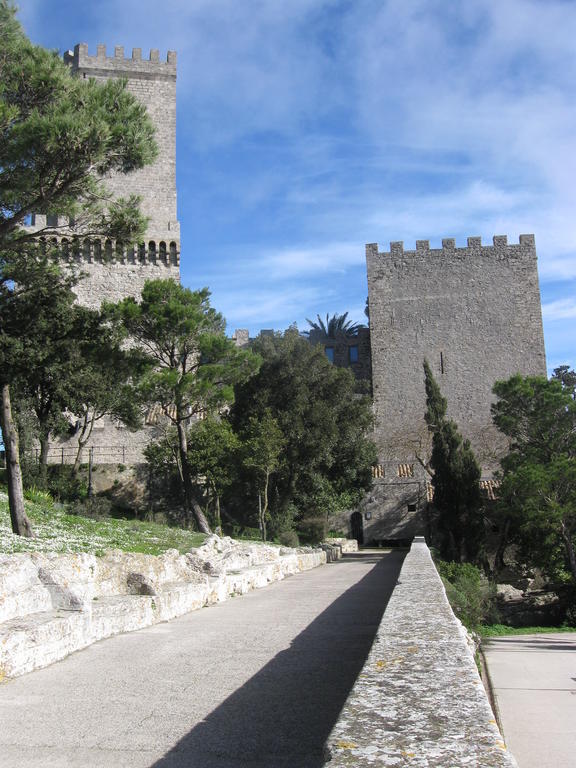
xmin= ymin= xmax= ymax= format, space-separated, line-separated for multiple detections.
xmin=169 ymin=241 xmax=178 ymax=265
xmin=93 ymin=240 xmax=102 ymax=261
xmin=104 ymin=239 xmax=113 ymax=260
xmin=72 ymin=237 xmax=80 ymax=259
xmin=139 ymin=243 xmax=146 ymax=262
xmin=61 ymin=238 xmax=69 ymax=258
xmin=116 ymin=241 xmax=125 ymax=261
xmin=159 ymin=241 xmax=167 ymax=263
xmin=83 ymin=239 xmax=92 ymax=261
xmin=148 ymin=241 xmax=157 ymax=262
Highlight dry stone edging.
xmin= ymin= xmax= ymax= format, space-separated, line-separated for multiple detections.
xmin=324 ymin=538 xmax=518 ymax=767
xmin=0 ymin=535 xmax=325 ymax=680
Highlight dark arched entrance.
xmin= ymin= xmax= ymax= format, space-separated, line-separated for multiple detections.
xmin=350 ymin=511 xmax=364 ymax=546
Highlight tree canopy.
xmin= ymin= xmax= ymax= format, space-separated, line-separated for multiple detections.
xmin=304 ymin=312 xmax=365 ymax=338
xmin=229 ymin=331 xmax=376 ymax=541
xmin=0 ymin=0 xmax=158 ymax=534
xmin=113 ymin=279 xmax=260 ymax=533
xmin=492 ymin=369 xmax=576 ymax=585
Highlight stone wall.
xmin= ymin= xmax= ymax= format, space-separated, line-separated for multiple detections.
xmin=367 ymin=235 xmax=546 ymax=471
xmin=0 ymin=536 xmax=326 ymax=679
xmin=325 ymin=538 xmax=518 ymax=766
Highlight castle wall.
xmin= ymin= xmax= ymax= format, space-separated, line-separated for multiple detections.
xmin=367 ymin=235 xmax=546 ymax=472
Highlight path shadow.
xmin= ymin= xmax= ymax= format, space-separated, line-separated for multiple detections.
xmin=149 ymin=551 xmax=405 ymax=768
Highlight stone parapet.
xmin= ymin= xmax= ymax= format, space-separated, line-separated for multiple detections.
xmin=325 ymin=538 xmax=518 ymax=766
xmin=0 ymin=537 xmax=325 ymax=679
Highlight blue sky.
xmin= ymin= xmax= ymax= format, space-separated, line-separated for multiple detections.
xmin=17 ymin=0 xmax=576 ymax=372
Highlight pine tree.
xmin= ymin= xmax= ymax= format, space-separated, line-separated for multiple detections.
xmin=0 ymin=0 xmax=157 ymax=535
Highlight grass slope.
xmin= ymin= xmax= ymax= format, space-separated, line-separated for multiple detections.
xmin=0 ymin=491 xmax=206 ymax=556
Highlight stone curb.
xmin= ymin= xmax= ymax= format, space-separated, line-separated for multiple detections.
xmin=324 ymin=538 xmax=519 ymax=767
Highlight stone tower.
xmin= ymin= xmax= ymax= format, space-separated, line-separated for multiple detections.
xmin=358 ymin=234 xmax=547 ymax=540
xmin=31 ymin=44 xmax=181 ymax=464
xmin=30 ymin=44 xmax=180 ymax=309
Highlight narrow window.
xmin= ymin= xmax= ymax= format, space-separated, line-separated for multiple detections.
xmin=440 ymin=351 xmax=445 ymax=374
xmin=349 ymin=345 xmax=359 ymax=364
xmin=407 ymin=503 xmax=417 ymax=513
xmin=325 ymin=346 xmax=334 ymax=363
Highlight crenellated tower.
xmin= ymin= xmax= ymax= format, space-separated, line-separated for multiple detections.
xmin=356 ymin=234 xmax=547 ymax=540
xmin=28 ymin=43 xmax=180 ymax=309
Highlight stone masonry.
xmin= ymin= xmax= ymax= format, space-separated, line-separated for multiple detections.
xmin=359 ymin=235 xmax=547 ymax=540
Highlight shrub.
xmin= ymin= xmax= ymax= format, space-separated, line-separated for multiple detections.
xmin=436 ymin=560 xmax=499 ymax=630
xmin=278 ymin=530 xmax=299 ymax=548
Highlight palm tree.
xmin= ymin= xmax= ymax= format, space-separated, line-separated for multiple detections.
xmin=305 ymin=312 xmax=365 ymax=338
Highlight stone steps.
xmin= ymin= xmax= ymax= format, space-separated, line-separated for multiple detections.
xmin=0 ymin=540 xmax=327 ymax=680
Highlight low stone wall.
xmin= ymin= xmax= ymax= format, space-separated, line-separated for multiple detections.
xmin=325 ymin=538 xmax=518 ymax=767
xmin=0 ymin=536 xmax=325 ymax=680
xmin=324 ymin=538 xmax=359 ymax=554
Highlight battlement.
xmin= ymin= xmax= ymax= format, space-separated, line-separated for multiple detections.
xmin=64 ymin=43 xmax=177 ymax=76
xmin=367 ymin=234 xmax=536 ymax=259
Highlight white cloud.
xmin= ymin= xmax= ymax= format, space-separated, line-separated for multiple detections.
xmin=542 ymin=298 xmax=576 ymax=322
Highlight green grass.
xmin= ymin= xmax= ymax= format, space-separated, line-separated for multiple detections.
xmin=0 ymin=490 xmax=206 ymax=556
xmin=479 ymin=624 xmax=576 ymax=637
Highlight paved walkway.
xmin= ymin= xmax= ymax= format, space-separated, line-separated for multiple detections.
xmin=0 ymin=551 xmax=404 ymax=768
xmin=483 ymin=632 xmax=576 ymax=768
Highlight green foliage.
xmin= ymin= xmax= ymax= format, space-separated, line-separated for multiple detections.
xmin=239 ymin=410 xmax=285 ymax=541
xmin=230 ymin=331 xmax=376 ymax=542
xmin=0 ymin=0 xmax=156 ymax=249
xmin=436 ymin=560 xmax=499 ymax=630
xmin=0 ymin=1 xmax=158 ymax=535
xmin=304 ymin=312 xmax=365 ymax=338
xmin=492 ymin=369 xmax=576 ymax=585
xmin=116 ymin=280 xmax=260 ymax=532
xmin=278 ymin=529 xmax=300 ymax=548
xmin=424 ymin=360 xmax=483 ymax=562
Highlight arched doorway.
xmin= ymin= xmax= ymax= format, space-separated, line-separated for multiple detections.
xmin=350 ymin=511 xmax=364 ymax=546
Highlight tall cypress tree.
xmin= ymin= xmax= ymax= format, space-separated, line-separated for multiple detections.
xmin=424 ymin=360 xmax=483 ymax=562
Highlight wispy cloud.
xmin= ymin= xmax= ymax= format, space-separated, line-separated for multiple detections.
xmin=543 ymin=298 xmax=576 ymax=322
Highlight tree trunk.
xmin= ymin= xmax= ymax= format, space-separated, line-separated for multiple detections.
xmin=176 ymin=420 xmax=211 ymax=534
xmin=38 ymin=433 xmax=50 ymax=488
xmin=73 ymin=411 xmax=96 ymax=475
xmin=0 ymin=384 xmax=34 ymax=537
xmin=258 ymin=492 xmax=266 ymax=542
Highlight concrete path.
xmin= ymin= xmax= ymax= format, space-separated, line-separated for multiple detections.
xmin=0 ymin=550 xmax=404 ymax=768
xmin=483 ymin=632 xmax=576 ymax=768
